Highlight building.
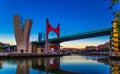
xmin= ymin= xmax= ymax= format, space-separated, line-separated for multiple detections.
xmin=13 ymin=15 xmax=32 ymax=53
xmin=96 ymin=42 xmax=110 ymax=51
xmin=85 ymin=46 xmax=96 ymax=50
xmin=38 ymin=32 xmax=45 ymax=42
xmin=96 ymin=45 xmax=103 ymax=51
xmin=103 ymin=42 xmax=110 ymax=48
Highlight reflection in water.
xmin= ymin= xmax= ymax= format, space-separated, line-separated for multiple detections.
xmin=60 ymin=56 xmax=110 ymax=74
xmin=31 ymin=57 xmax=60 ymax=74
xmin=112 ymin=63 xmax=119 ymax=74
xmin=15 ymin=57 xmax=60 ymax=74
xmin=16 ymin=60 xmax=29 ymax=74
xmin=96 ymin=57 xmax=120 ymax=74
xmin=0 ymin=55 xmax=120 ymax=74
xmin=109 ymin=60 xmax=120 ymax=74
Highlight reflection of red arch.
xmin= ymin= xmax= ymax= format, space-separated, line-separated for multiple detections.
xmin=50 ymin=61 xmax=58 ymax=67
xmin=49 ymin=58 xmax=58 ymax=67
xmin=46 ymin=18 xmax=60 ymax=38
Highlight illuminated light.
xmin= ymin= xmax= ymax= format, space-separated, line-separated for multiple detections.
xmin=114 ymin=38 xmax=118 ymax=42
xmin=113 ymin=21 xmax=117 ymax=29
xmin=114 ymin=52 xmax=119 ymax=55
xmin=113 ymin=20 xmax=119 ymax=52
xmin=114 ymin=47 xmax=118 ymax=52
xmin=113 ymin=25 xmax=117 ymax=28
xmin=113 ymin=29 xmax=118 ymax=33
xmin=114 ymin=64 xmax=119 ymax=70
xmin=113 ymin=33 xmax=118 ymax=37
xmin=113 ymin=22 xmax=117 ymax=25
xmin=113 ymin=64 xmax=119 ymax=74
xmin=114 ymin=43 xmax=118 ymax=47
xmin=114 ymin=71 xmax=119 ymax=74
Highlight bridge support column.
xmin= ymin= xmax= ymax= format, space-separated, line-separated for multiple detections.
xmin=45 ymin=18 xmax=60 ymax=54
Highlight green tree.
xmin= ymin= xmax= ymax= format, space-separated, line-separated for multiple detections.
xmin=109 ymin=0 xmax=120 ymax=22
xmin=106 ymin=0 xmax=120 ymax=47
xmin=107 ymin=0 xmax=119 ymax=9
xmin=100 ymin=48 xmax=110 ymax=52
xmin=0 ymin=46 xmax=4 ymax=51
xmin=110 ymin=0 xmax=120 ymax=46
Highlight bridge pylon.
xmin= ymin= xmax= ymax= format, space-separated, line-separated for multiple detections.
xmin=45 ymin=18 xmax=60 ymax=54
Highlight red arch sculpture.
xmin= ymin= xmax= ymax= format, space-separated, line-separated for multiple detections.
xmin=46 ymin=18 xmax=60 ymax=38
xmin=45 ymin=18 xmax=60 ymax=53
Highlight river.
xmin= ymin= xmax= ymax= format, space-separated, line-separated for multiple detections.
xmin=0 ymin=55 xmax=117 ymax=74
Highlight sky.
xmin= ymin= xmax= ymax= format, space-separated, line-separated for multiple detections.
xmin=0 ymin=0 xmax=118 ymax=48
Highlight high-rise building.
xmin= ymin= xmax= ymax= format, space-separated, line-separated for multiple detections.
xmin=38 ymin=32 xmax=45 ymax=42
xmin=13 ymin=14 xmax=32 ymax=53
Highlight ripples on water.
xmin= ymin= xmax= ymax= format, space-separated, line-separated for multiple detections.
xmin=0 ymin=55 xmax=117 ymax=74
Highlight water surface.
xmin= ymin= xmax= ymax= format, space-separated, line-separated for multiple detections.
xmin=0 ymin=55 xmax=116 ymax=74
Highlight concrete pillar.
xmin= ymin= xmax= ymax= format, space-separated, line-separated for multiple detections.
xmin=13 ymin=14 xmax=32 ymax=53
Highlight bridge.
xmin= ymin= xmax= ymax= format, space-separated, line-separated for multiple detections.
xmin=32 ymin=27 xmax=112 ymax=44
xmin=30 ymin=18 xmax=114 ymax=54
xmin=31 ymin=27 xmax=112 ymax=54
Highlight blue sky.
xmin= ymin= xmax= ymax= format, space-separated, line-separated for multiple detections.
xmin=0 ymin=0 xmax=117 ymax=48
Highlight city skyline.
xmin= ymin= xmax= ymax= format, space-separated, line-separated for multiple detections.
xmin=0 ymin=0 xmax=118 ymax=48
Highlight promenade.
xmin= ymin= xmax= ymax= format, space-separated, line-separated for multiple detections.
xmin=0 ymin=52 xmax=68 ymax=58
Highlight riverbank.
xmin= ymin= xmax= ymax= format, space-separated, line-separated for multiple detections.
xmin=109 ymin=52 xmax=120 ymax=60
xmin=1 ymin=52 xmax=120 ymax=60
xmin=0 ymin=52 xmax=68 ymax=58
xmin=0 ymin=52 xmax=110 ymax=59
xmin=78 ymin=52 xmax=120 ymax=60
xmin=78 ymin=52 xmax=109 ymax=56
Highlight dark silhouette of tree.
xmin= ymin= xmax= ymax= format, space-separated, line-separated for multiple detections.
xmin=105 ymin=0 xmax=119 ymax=9
xmin=0 ymin=46 xmax=4 ymax=51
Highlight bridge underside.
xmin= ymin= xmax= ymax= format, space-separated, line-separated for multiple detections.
xmin=53 ymin=28 xmax=111 ymax=43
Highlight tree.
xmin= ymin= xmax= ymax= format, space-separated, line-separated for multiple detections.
xmin=0 ymin=46 xmax=4 ymax=51
xmin=111 ymin=0 xmax=120 ymax=46
xmin=107 ymin=0 xmax=120 ymax=49
xmin=105 ymin=0 xmax=120 ymax=9
xmin=106 ymin=0 xmax=120 ymax=19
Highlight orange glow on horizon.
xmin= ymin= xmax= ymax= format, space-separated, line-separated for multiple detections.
xmin=61 ymin=43 xmax=98 ymax=49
